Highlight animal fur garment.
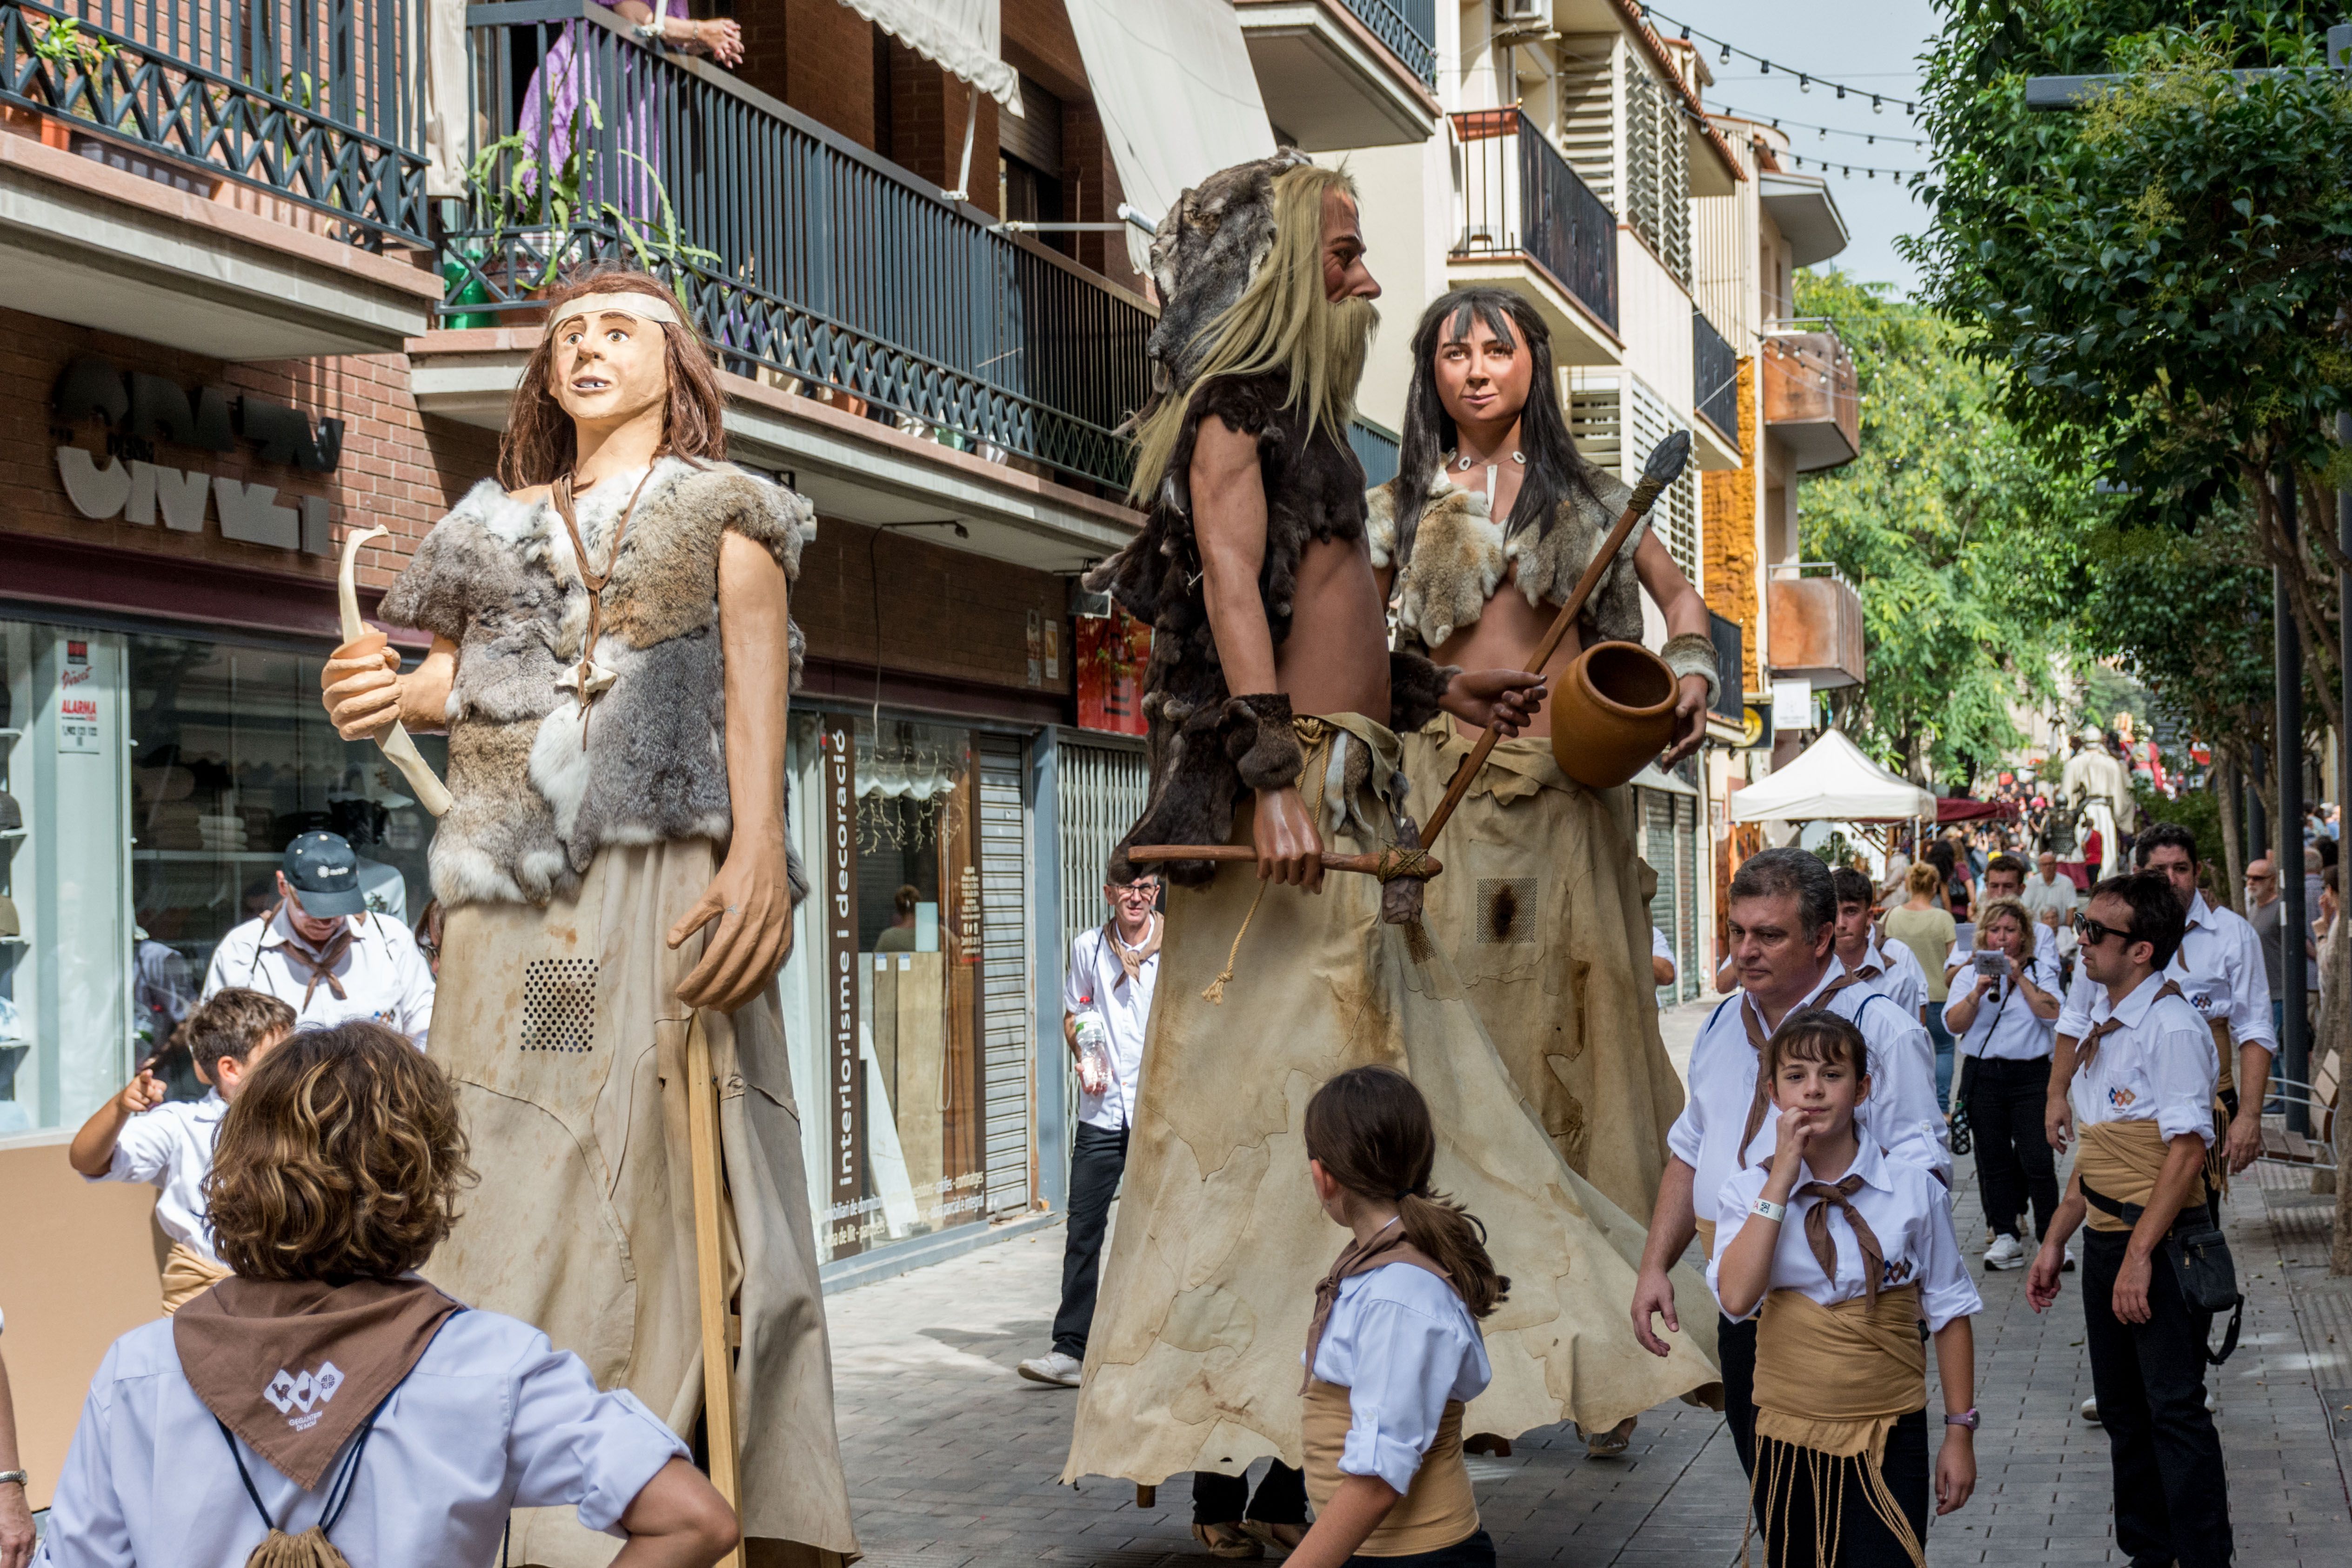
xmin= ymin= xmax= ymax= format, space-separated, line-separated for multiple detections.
xmin=1144 ymin=149 xmax=1313 ymax=400
xmin=379 ymin=457 xmax=812 ymax=909
xmin=1367 ymin=466 xmax=1643 ymax=656
xmin=1087 ymin=371 xmax=1453 ymax=885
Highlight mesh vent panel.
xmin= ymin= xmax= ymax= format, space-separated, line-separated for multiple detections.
xmin=521 ymin=958 xmax=597 ymax=1052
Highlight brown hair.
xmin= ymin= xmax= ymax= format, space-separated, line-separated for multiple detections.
xmin=1904 ymin=861 xmax=1944 ymax=898
xmin=498 ymin=269 xmax=728 ymax=488
xmin=206 ymin=1022 xmax=474 ymax=1281
xmin=148 ymin=988 xmax=294 ymax=1083
xmin=1738 ymin=1008 xmax=1871 ymax=1161
xmin=1303 ymin=1066 xmax=1508 ymax=1319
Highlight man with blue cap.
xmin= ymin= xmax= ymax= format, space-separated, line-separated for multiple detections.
xmin=200 ymin=830 xmax=435 ymax=1047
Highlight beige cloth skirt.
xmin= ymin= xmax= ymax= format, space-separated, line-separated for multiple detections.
xmin=1397 ymin=725 xmax=1686 ymax=1224
xmin=1062 ymin=716 xmax=1719 ymax=1488
xmin=428 ymin=839 xmax=856 ymax=1567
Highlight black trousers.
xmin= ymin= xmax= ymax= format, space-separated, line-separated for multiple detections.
xmin=1342 ymin=1528 xmax=1496 ymax=1567
xmin=1192 ymin=1462 xmax=1308 ymax=1526
xmin=1756 ymin=1410 xmax=1929 ymax=1568
xmin=1970 ymin=1054 xmax=2061 ymax=1241
xmin=1719 ymin=1313 xmax=1759 ymax=1477
xmin=2082 ymin=1228 xmax=2233 ymax=1568
xmin=1049 ymin=1122 xmax=1129 ymax=1358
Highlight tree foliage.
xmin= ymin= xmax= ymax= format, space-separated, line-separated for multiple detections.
xmin=1793 ymin=271 xmax=2091 ymax=786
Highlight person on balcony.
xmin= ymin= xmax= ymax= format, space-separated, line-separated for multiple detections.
xmin=318 ymin=268 xmax=855 ymax=1566
xmin=1062 ymin=153 xmax=1720 ymax=1553
xmin=519 ymin=3 xmax=745 ymax=224
xmin=1364 ymin=285 xmax=1717 ymax=1456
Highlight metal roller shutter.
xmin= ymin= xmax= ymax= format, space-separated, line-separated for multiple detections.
xmin=1644 ymin=789 xmax=1678 ymax=1009
xmin=1057 ymin=740 xmax=1151 ymax=960
xmin=1676 ymin=792 xmax=1700 ymax=1003
xmin=977 ymin=734 xmax=1033 ymax=1215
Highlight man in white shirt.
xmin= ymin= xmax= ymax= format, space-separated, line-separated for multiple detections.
xmin=1629 ymin=848 xmax=1947 ymax=1476
xmin=2047 ymin=823 xmax=2272 ymax=1174
xmin=2021 ymin=849 xmax=2079 ymax=963
xmin=1829 ymin=868 xmax=1923 ymax=1017
xmin=2027 ymin=871 xmax=2233 ymax=1568
xmin=200 ymin=832 xmax=434 ymax=1048
xmin=1020 ymin=871 xmax=1162 ymax=1389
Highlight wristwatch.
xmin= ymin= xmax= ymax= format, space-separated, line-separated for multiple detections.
xmin=1943 ymin=1408 xmax=1980 ymax=1430
xmin=0 ymin=1469 xmax=26 ymax=1488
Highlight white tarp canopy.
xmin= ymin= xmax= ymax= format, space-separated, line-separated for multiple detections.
xmin=1728 ymin=728 xmax=1938 ymax=824
xmin=843 ymin=0 xmax=1024 ymax=113
xmin=1062 ymin=0 xmax=1276 ymax=271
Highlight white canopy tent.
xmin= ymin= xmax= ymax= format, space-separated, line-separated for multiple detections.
xmin=1728 ymin=729 xmax=1937 ymax=824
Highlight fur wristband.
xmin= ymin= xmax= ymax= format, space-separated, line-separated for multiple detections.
xmin=1390 ymin=653 xmax=1461 ymax=734
xmin=1660 ymin=633 xmax=1722 ymax=709
xmin=1224 ymin=693 xmax=1305 ymax=792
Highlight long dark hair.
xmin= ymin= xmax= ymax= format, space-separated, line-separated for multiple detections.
xmin=499 ymin=269 xmax=728 ymax=488
xmin=1303 ymin=1066 xmax=1508 ymax=1318
xmin=1390 ymin=286 xmax=1607 ymax=568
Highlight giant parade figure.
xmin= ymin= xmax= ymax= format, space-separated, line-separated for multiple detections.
xmin=321 ymin=270 xmax=856 ymax=1567
xmin=1062 ymin=153 xmax=1720 ymax=1539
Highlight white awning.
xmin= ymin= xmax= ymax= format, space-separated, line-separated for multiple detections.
xmin=1062 ymin=0 xmax=1276 ymax=271
xmin=842 ymin=0 xmax=1024 ymax=114
xmin=1728 ymin=729 xmax=1937 ymax=824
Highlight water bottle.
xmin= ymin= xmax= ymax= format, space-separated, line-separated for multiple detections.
xmin=1074 ymin=1012 xmax=1112 ymax=1095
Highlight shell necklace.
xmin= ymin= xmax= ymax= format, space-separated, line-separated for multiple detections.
xmin=1449 ymin=447 xmax=1524 ymax=513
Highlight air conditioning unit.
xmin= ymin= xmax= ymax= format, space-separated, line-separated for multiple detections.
xmin=1500 ymin=0 xmax=1550 ymax=20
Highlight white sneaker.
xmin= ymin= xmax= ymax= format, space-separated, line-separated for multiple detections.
xmin=1983 ymin=1234 xmax=2026 ymax=1271
xmin=2062 ymin=1243 xmax=2078 ymax=1273
xmin=2079 ymin=1397 xmax=2100 ymax=1423
xmin=1018 ymin=1350 xmax=1083 ymax=1388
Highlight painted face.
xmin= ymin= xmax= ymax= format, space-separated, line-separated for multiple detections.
xmin=1434 ymin=308 xmax=1532 ymax=431
xmin=1727 ymin=892 xmax=1833 ymax=997
xmin=1320 ymin=188 xmax=1379 ymax=302
xmin=548 ymin=308 xmax=670 ymax=429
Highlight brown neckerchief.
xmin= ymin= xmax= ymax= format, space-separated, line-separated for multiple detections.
xmin=552 ymin=464 xmax=658 ymax=746
xmin=1796 ymin=1172 xmax=1888 ymax=1305
xmin=1735 ymin=975 xmax=1859 ymax=1168
xmin=1108 ymin=914 xmax=1161 ymax=987
xmin=2075 ymin=978 xmax=2184 ymax=1074
xmin=268 ymin=905 xmax=355 ymax=1008
xmin=1302 ymin=1218 xmax=1454 ymax=1393
xmin=174 ymin=1276 xmax=462 ymax=1490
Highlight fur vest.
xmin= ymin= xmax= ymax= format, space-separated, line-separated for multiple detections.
xmin=1366 ymin=464 xmax=1642 ymax=656
xmin=1086 ymin=372 xmax=1453 ymax=885
xmin=379 ymin=458 xmax=810 ymax=910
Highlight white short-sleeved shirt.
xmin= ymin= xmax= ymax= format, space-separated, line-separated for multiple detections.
xmin=2021 ymin=873 xmax=2078 ymax=933
xmin=202 ymin=907 xmax=435 ymax=1050
xmin=1652 ymin=926 xmax=1677 ymax=976
xmin=1666 ymin=958 xmax=1951 ymax=1281
xmin=2055 ymin=894 xmax=2273 ymax=1058
xmin=1845 ymin=939 xmax=1924 ymax=1020
xmin=89 ymin=1091 xmax=227 ymax=1262
xmin=1064 ymin=917 xmax=1158 ymax=1131
xmin=1305 ymin=1260 xmax=1491 ymax=1497
xmin=1708 ymin=1136 xmax=1982 ymax=1333
xmin=1944 ymin=951 xmax=2062 ymax=1063
xmin=35 ymin=1306 xmax=688 ymax=1568
xmin=2068 ymin=971 xmax=2220 ymax=1147
xmin=1949 ymin=921 xmax=2060 ymax=975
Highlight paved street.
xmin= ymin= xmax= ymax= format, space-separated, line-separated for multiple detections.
xmin=825 ymin=1001 xmax=2352 ymax=1566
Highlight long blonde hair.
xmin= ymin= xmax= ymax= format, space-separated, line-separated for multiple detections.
xmin=1128 ymin=163 xmax=1374 ymax=506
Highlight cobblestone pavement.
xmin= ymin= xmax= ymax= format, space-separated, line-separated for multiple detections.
xmin=825 ymin=999 xmax=2352 ymax=1566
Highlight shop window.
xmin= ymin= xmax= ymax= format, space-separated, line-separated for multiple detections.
xmin=785 ymin=711 xmax=1031 ymax=1264
xmin=0 ymin=618 xmax=447 ymax=1138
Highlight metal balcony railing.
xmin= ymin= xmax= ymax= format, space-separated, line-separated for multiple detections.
xmin=1450 ymin=106 xmax=1617 ymax=334
xmin=1693 ymin=307 xmax=1739 ymax=447
xmin=448 ymin=2 xmax=1153 ymax=489
xmin=0 ymin=0 xmax=429 ymax=249
xmin=1349 ymin=414 xmax=1400 ymax=489
xmin=1344 ymin=0 xmax=1436 ymax=88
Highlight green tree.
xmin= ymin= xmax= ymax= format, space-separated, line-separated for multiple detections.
xmin=1794 ymin=272 xmax=2091 ymax=787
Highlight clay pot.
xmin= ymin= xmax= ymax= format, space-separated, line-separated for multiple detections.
xmin=1549 ymin=641 xmax=1679 ymax=790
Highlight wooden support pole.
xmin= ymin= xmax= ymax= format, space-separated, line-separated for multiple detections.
xmin=686 ymin=1014 xmax=747 ymax=1568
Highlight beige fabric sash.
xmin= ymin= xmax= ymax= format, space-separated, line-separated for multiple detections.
xmin=1694 ymin=1218 xmax=1717 ymax=1263
xmin=2077 ymin=1119 xmax=2198 ymax=1234
xmin=160 ymin=1241 xmax=232 ymax=1316
xmin=1302 ymin=1379 xmax=1478 ymax=1557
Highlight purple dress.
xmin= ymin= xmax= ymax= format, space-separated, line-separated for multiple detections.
xmin=517 ymin=0 xmax=687 ymax=223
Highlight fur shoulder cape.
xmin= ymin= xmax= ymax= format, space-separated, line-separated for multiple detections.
xmin=1085 ymin=373 xmax=1453 ymax=885
xmin=1365 ymin=464 xmax=1643 ymax=655
xmin=380 ymin=457 xmax=810 ymax=909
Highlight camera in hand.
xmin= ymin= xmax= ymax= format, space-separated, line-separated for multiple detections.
xmin=1972 ymin=949 xmax=2007 ymax=978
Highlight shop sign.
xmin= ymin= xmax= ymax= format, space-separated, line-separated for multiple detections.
xmin=1076 ymin=605 xmax=1151 ymax=736
xmin=58 ymin=639 xmax=99 ymax=753
xmin=48 ymin=357 xmax=344 ymax=557
xmin=819 ymin=715 xmax=864 ymax=1250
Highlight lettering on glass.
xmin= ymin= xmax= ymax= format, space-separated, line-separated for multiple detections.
xmin=821 ymin=716 xmax=864 ymax=1246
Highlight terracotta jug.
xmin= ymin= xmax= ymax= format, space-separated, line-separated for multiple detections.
xmin=1549 ymin=641 xmax=1679 ymax=790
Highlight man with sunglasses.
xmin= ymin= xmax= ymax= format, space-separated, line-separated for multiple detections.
xmin=2027 ymin=872 xmax=2232 ymax=1568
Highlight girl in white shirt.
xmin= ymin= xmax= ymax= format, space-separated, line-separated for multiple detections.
xmin=1288 ymin=1066 xmax=1498 ymax=1568
xmin=38 ymin=1021 xmax=739 ymax=1568
xmin=1711 ymin=1010 xmax=1981 ymax=1568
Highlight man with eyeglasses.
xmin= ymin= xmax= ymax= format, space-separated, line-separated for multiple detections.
xmin=1021 ymin=870 xmax=1162 ymax=1389
xmin=2027 ymin=872 xmax=2233 ymax=1568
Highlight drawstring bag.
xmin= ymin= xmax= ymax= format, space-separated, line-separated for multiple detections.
xmin=216 ymin=1392 xmax=387 ymax=1568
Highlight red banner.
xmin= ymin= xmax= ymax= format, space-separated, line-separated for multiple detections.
xmin=1076 ymin=607 xmax=1151 ymax=736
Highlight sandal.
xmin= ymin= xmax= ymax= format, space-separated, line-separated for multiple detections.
xmin=1242 ymin=1521 xmax=1309 ymax=1555
xmin=1193 ymin=1522 xmax=1264 ymax=1560
xmin=1584 ymin=1415 xmax=1637 ymax=1458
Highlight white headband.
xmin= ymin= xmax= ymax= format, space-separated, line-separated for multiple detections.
xmin=548 ymin=290 xmax=683 ymax=336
